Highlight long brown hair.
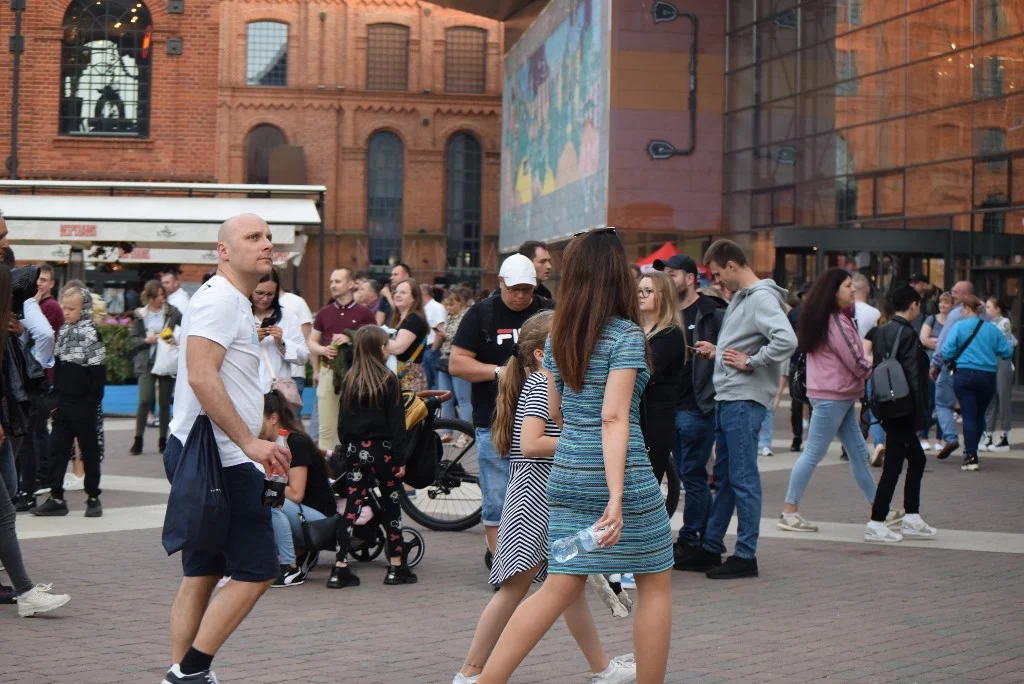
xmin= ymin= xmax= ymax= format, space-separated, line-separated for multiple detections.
xmin=340 ymin=325 xmax=397 ymax=412
xmin=492 ymin=310 xmax=554 ymax=456
xmin=390 ymin=278 xmax=426 ymax=328
xmin=798 ymin=268 xmax=852 ymax=354
xmin=550 ymin=230 xmax=644 ymax=392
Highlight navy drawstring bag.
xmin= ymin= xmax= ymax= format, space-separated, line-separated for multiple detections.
xmin=161 ymin=414 xmax=231 ymax=555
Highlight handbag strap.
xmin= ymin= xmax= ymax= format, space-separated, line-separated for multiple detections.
xmin=948 ymin=319 xmax=984 ymax=366
xmin=833 ymin=313 xmax=871 ymax=374
xmin=260 ymin=344 xmax=280 ymax=383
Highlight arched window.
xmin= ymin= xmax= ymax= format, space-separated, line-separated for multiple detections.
xmin=247 ymin=21 xmax=288 ymax=87
xmin=367 ymin=24 xmax=410 ymax=91
xmin=245 ymin=125 xmax=287 ymax=185
xmin=445 ymin=27 xmax=486 ymax=94
xmin=60 ymin=0 xmax=153 ymax=136
xmin=446 ymin=133 xmax=482 ymax=269
xmin=367 ymin=131 xmax=405 ymax=267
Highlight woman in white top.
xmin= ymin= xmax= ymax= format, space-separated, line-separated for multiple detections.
xmin=982 ymin=296 xmax=1017 ymax=452
xmin=251 ymin=269 xmax=308 ymax=397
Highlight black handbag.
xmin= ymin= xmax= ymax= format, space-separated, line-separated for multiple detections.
xmin=297 ymin=504 xmax=341 ymax=552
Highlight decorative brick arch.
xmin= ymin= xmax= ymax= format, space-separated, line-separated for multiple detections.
xmin=439 ymin=124 xmax=494 ymax=154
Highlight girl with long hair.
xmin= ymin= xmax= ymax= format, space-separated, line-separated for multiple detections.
xmin=478 ymin=230 xmax=673 ymax=684
xmin=328 ymin=326 xmax=413 ymax=588
xmin=387 ymin=278 xmax=429 ymax=393
xmin=0 ymin=265 xmax=72 ymax=614
xmin=778 ymin=268 xmax=876 ymax=534
xmin=981 ymin=296 xmax=1016 ymax=452
xmin=637 ymin=271 xmax=685 ymax=483
xmin=262 ymin=390 xmax=335 ymax=587
xmin=455 ymin=310 xmax=635 ymax=684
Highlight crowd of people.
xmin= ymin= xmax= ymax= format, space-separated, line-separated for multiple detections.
xmin=0 ymin=203 xmax=1018 ymax=684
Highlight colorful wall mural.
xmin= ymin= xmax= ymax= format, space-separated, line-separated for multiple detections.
xmin=500 ymin=0 xmax=609 ymax=251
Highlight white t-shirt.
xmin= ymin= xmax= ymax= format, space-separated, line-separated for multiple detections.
xmin=168 ymin=287 xmax=190 ymax=315
xmin=255 ymin=309 xmax=309 ymax=393
xmin=854 ymin=301 xmax=880 ymax=341
xmin=423 ymin=298 xmax=447 ymax=346
xmin=279 ymin=291 xmax=313 ymax=377
xmin=169 ymin=276 xmax=263 ymax=469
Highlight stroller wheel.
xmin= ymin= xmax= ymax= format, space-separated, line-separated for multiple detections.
xmin=402 ymin=528 xmax=425 ymax=568
xmin=351 ymin=525 xmax=386 ymax=563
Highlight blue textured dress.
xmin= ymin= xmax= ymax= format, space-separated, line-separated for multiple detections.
xmin=543 ymin=317 xmax=674 ymax=575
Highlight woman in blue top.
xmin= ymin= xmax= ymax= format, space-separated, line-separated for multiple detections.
xmin=478 ymin=229 xmax=673 ymax=684
xmin=941 ymin=295 xmax=1014 ymax=471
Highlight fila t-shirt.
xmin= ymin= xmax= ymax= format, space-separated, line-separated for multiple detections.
xmin=169 ymin=275 xmax=264 ymax=470
xmin=453 ymin=292 xmax=554 ymax=427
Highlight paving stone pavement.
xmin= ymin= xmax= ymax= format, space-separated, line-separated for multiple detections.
xmin=2 ymin=421 xmax=1024 ymax=683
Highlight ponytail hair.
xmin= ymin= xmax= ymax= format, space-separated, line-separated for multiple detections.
xmin=491 ymin=310 xmax=554 ymax=456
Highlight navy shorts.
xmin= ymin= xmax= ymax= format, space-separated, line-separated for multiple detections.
xmin=164 ymin=436 xmax=279 ymax=583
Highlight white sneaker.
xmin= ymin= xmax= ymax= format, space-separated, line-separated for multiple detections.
xmin=777 ymin=512 xmax=818 ymax=532
xmin=901 ymin=516 xmax=938 ymax=539
xmin=17 ymin=584 xmax=71 ymax=617
xmin=33 ymin=486 xmax=50 ymax=496
xmin=759 ymin=446 xmax=773 ymax=458
xmin=919 ymin=440 xmax=931 ymax=453
xmin=592 ymin=653 xmax=637 ymax=684
xmin=452 ymin=674 xmax=480 ymax=684
xmin=885 ymin=508 xmax=905 ymax=527
xmin=978 ymin=433 xmax=991 ymax=452
xmin=63 ymin=474 xmax=84 ymax=491
xmin=619 ymin=573 xmax=636 ymax=589
xmin=871 ymin=444 xmax=886 ymax=467
xmin=864 ymin=523 xmax=903 ymax=543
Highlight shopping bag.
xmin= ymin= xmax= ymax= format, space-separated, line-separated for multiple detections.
xmin=161 ymin=414 xmax=230 ymax=555
xmin=152 ymin=326 xmax=181 ymax=377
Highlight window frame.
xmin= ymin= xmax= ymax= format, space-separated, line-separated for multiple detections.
xmin=366 ymin=130 xmax=406 ymax=268
xmin=445 ymin=132 xmax=484 ymax=270
xmin=444 ymin=26 xmax=487 ymax=94
xmin=246 ymin=21 xmax=289 ymax=88
xmin=366 ymin=23 xmax=411 ymax=92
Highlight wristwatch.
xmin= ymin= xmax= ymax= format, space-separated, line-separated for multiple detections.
xmin=744 ymin=357 xmax=753 ymax=368
xmin=494 ymin=365 xmax=501 ymax=380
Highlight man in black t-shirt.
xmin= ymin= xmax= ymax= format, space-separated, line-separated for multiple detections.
xmin=654 ymin=254 xmax=726 ymax=562
xmin=450 ymin=254 xmax=553 ymax=554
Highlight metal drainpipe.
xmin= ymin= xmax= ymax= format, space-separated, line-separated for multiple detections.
xmin=317 ymin=190 xmax=326 ymax=308
xmin=8 ymin=0 xmax=26 ymax=180
xmin=647 ymin=2 xmax=698 ymax=160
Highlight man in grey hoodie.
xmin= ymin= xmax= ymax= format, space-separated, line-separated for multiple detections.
xmin=675 ymin=239 xmax=797 ymax=579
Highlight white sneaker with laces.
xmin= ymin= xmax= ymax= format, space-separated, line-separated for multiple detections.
xmin=452 ymin=673 xmax=480 ymax=684
xmin=17 ymin=584 xmax=71 ymax=617
xmin=777 ymin=512 xmax=818 ymax=532
xmin=592 ymin=654 xmax=637 ymax=684
xmin=63 ymin=474 xmax=84 ymax=491
xmin=901 ymin=516 xmax=938 ymax=539
xmin=864 ymin=523 xmax=903 ymax=543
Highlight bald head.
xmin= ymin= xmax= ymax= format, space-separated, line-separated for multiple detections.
xmin=215 ymin=213 xmax=274 ymax=289
xmin=951 ymin=280 xmax=973 ymax=304
xmin=218 ymin=213 xmax=268 ymax=245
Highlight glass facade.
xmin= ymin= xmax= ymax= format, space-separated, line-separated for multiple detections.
xmin=724 ymin=0 xmax=1024 ymax=282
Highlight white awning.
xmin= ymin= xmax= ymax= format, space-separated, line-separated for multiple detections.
xmin=10 ymin=236 xmax=308 ymax=267
xmin=8 ymin=221 xmax=296 ymax=249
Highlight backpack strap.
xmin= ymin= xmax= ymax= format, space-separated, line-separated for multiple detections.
xmin=888 ymin=327 xmax=903 ymax=360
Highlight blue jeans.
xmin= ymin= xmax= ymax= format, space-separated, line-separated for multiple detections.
xmin=953 ymin=368 xmax=997 ymax=455
xmin=758 ymin=408 xmax=775 ymax=451
xmin=437 ymin=370 xmax=473 ymax=424
xmin=292 ymin=376 xmax=306 ymax=419
xmin=0 ymin=440 xmax=16 ymax=500
xmin=703 ymin=401 xmax=766 ymax=560
xmin=934 ymin=371 xmax=959 ymax=444
xmin=476 ymin=427 xmax=510 ymax=527
xmin=423 ymin=348 xmax=441 ymax=390
xmin=785 ymin=398 xmax=876 ymax=506
xmin=675 ymin=408 xmax=715 ymax=546
xmin=271 ymin=499 xmax=327 ymax=565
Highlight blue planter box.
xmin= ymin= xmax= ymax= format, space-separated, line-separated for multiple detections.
xmin=102 ymin=384 xmax=317 ymax=418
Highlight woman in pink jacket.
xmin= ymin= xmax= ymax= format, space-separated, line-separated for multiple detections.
xmin=778 ymin=269 xmax=877 ymax=532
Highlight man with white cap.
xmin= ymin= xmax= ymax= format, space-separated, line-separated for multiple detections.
xmin=450 ymin=254 xmax=555 ymax=557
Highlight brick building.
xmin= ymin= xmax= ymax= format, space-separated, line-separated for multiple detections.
xmin=0 ymin=0 xmax=503 ymax=298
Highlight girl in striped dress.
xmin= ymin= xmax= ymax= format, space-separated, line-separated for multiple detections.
xmin=454 ymin=311 xmax=635 ymax=684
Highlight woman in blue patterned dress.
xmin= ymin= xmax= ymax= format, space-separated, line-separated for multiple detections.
xmin=479 ymin=229 xmax=673 ymax=684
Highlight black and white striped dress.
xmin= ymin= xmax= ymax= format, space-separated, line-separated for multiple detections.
xmin=488 ymin=372 xmax=560 ymax=585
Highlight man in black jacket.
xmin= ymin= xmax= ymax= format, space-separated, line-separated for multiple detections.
xmin=653 ymin=255 xmax=727 ymax=561
xmin=864 ymin=286 xmax=937 ymax=543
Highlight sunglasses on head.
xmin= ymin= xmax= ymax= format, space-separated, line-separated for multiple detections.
xmin=573 ymin=227 xmax=617 ymax=238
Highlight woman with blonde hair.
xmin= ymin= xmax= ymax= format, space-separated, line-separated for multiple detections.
xmin=637 ymin=271 xmax=685 ymax=483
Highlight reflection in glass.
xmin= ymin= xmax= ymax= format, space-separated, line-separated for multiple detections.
xmin=247 ymin=22 xmax=288 ymax=86
xmin=367 ymin=131 xmax=405 ymax=267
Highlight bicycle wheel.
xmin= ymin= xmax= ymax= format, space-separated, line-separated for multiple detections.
xmin=662 ymin=456 xmax=680 ymax=518
xmin=400 ymin=418 xmax=482 ymax=531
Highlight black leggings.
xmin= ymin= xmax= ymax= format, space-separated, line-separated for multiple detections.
xmin=872 ymin=416 xmax=926 ymax=522
xmin=641 ymin=406 xmax=675 ymax=484
xmin=336 ymin=439 xmax=405 ymax=563
xmin=47 ymin=400 xmax=102 ymax=500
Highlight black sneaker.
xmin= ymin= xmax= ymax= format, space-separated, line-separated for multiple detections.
xmin=161 ymin=665 xmax=219 ymax=683
xmin=790 ymin=439 xmax=802 ymax=452
xmin=31 ymin=497 xmax=68 ymax=517
xmin=936 ymin=441 xmax=960 ymax=460
xmin=85 ymin=497 xmax=102 ymax=518
xmin=839 ymin=448 xmax=849 ymax=461
xmin=961 ymin=454 xmax=980 ymax=472
xmin=272 ymin=564 xmax=305 ymax=588
xmin=384 ymin=564 xmax=418 ymax=585
xmin=706 ymin=555 xmax=759 ymax=580
xmin=129 ymin=436 xmax=143 ymax=456
xmin=673 ymin=544 xmax=722 ymax=572
xmin=989 ymin=434 xmax=1010 ymax=453
xmin=326 ymin=565 xmax=360 ymax=589
xmin=0 ymin=584 xmax=17 ymax=605
xmin=14 ymin=493 xmax=36 ymax=513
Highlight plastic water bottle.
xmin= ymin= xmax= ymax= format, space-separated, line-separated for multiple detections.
xmin=551 ymin=526 xmax=602 ymax=563
xmin=262 ymin=430 xmax=289 ymax=508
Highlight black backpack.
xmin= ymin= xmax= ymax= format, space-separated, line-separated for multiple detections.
xmin=869 ymin=327 xmax=913 ymax=421
xmin=788 ymin=350 xmax=808 ymax=404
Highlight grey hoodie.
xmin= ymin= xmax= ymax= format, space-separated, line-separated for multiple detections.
xmin=713 ymin=279 xmax=798 ymax=408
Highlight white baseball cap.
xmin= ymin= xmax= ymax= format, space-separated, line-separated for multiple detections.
xmin=498 ymin=253 xmax=537 ymax=287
